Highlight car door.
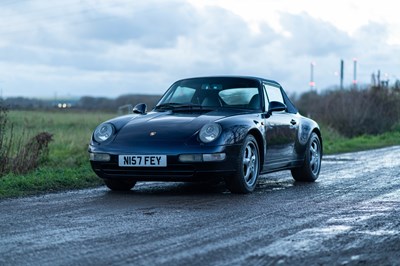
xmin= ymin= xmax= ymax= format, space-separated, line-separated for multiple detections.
xmin=262 ymin=83 xmax=298 ymax=170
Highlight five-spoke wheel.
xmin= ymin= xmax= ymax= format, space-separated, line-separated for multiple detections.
xmin=225 ymin=135 xmax=260 ymax=193
xmin=291 ymin=132 xmax=322 ymax=182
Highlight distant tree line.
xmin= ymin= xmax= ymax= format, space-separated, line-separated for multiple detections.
xmin=77 ymin=94 xmax=162 ymax=112
xmin=0 ymin=94 xmax=162 ymax=112
xmin=1 ymin=97 xmax=53 ymax=110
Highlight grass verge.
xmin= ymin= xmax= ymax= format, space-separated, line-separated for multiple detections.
xmin=0 ymin=165 xmax=103 ymax=198
xmin=321 ymin=125 xmax=400 ymax=154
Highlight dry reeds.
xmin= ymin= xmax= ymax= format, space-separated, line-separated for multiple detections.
xmin=0 ymin=104 xmax=53 ymax=176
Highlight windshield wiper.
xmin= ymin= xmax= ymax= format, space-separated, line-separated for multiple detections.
xmin=156 ymin=103 xmax=205 ymax=111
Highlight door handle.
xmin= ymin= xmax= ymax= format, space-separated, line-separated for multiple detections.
xmin=290 ymin=119 xmax=297 ymax=125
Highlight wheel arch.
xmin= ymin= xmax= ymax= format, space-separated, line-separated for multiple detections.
xmin=248 ymin=128 xmax=264 ymax=172
xmin=311 ymin=127 xmax=323 ymax=156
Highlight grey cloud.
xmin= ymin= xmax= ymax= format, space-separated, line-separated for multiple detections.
xmin=279 ymin=12 xmax=352 ymax=57
xmin=0 ymin=1 xmax=278 ymax=74
xmin=76 ymin=2 xmax=198 ymax=48
xmin=353 ymin=22 xmax=388 ymax=46
xmin=352 ymin=22 xmax=398 ymax=74
xmin=1 ymin=1 xmax=399 ymax=98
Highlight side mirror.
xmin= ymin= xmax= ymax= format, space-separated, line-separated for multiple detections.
xmin=133 ymin=103 xmax=147 ymax=114
xmin=266 ymin=101 xmax=287 ymax=117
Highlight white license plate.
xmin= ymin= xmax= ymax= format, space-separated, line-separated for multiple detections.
xmin=118 ymin=155 xmax=167 ymax=167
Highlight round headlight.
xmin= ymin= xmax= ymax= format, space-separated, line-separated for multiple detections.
xmin=94 ymin=123 xmax=114 ymax=143
xmin=199 ymin=123 xmax=222 ymax=143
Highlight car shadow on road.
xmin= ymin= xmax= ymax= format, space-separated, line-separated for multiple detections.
xmin=105 ymin=181 xmax=230 ymax=197
xmin=99 ymin=173 xmax=319 ymax=198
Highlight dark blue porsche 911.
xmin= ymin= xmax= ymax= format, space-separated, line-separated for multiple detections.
xmin=89 ymin=76 xmax=322 ymax=193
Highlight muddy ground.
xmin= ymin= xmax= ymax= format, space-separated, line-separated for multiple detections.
xmin=1 ymin=146 xmax=399 ymax=265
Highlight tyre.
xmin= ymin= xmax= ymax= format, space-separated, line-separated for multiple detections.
xmin=104 ymin=179 xmax=136 ymax=191
xmin=225 ymin=135 xmax=260 ymax=194
xmin=291 ymin=132 xmax=322 ymax=182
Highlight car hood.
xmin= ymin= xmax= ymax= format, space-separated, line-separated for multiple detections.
xmin=113 ymin=110 xmax=228 ymax=143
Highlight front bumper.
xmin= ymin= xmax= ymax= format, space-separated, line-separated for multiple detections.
xmin=89 ymin=144 xmax=240 ymax=182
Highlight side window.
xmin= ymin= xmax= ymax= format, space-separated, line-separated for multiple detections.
xmin=264 ymin=84 xmax=284 ymax=104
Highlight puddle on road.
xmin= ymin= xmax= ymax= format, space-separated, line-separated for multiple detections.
xmin=359 ymin=229 xmax=399 ymax=236
xmin=323 ymin=156 xmax=357 ymax=164
xmin=323 ymin=146 xmax=400 ymax=169
xmin=250 ymin=225 xmax=352 ymax=257
xmin=256 ymin=178 xmax=294 ymax=192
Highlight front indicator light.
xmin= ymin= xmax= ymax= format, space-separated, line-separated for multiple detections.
xmin=90 ymin=153 xmax=111 ymax=162
xmin=178 ymin=153 xmax=226 ymax=162
xmin=203 ymin=153 xmax=226 ymax=162
xmin=179 ymin=154 xmax=202 ymax=162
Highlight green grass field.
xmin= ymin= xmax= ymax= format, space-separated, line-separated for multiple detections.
xmin=320 ymin=124 xmax=400 ymax=154
xmin=0 ymin=110 xmax=115 ymax=198
xmin=0 ymin=110 xmax=399 ymax=199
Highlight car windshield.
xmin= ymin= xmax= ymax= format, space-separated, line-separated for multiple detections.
xmin=156 ymin=77 xmax=261 ymax=111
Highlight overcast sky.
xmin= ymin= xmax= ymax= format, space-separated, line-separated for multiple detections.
xmin=0 ymin=0 xmax=399 ymax=99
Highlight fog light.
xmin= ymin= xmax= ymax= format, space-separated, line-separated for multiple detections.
xmin=203 ymin=153 xmax=226 ymax=162
xmin=179 ymin=154 xmax=202 ymax=162
xmin=90 ymin=153 xmax=111 ymax=162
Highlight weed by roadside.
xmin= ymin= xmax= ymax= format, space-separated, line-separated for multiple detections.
xmin=0 ymin=104 xmax=53 ymax=177
xmin=0 ymin=110 xmax=114 ymax=198
xmin=0 ymin=104 xmax=10 ymax=175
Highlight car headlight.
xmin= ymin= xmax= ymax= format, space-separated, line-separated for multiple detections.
xmin=93 ymin=123 xmax=115 ymax=143
xmin=199 ymin=123 xmax=222 ymax=143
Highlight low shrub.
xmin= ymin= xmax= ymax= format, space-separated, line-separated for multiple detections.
xmin=296 ymin=86 xmax=400 ymax=138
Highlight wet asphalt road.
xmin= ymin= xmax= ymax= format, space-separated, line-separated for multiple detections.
xmin=1 ymin=146 xmax=400 ymax=266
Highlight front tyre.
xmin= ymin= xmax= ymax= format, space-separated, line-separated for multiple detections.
xmin=291 ymin=132 xmax=322 ymax=182
xmin=104 ymin=179 xmax=136 ymax=191
xmin=225 ymin=135 xmax=260 ymax=194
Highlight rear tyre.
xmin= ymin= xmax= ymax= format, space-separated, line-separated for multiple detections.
xmin=104 ymin=179 xmax=136 ymax=191
xmin=225 ymin=135 xmax=260 ymax=194
xmin=291 ymin=132 xmax=322 ymax=182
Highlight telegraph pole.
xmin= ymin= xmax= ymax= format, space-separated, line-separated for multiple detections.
xmin=340 ymin=59 xmax=344 ymax=89
xmin=309 ymin=62 xmax=315 ymax=90
xmin=353 ymin=58 xmax=357 ymax=88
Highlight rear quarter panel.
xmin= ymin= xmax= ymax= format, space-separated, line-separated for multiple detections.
xmin=295 ymin=116 xmax=322 ymax=159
